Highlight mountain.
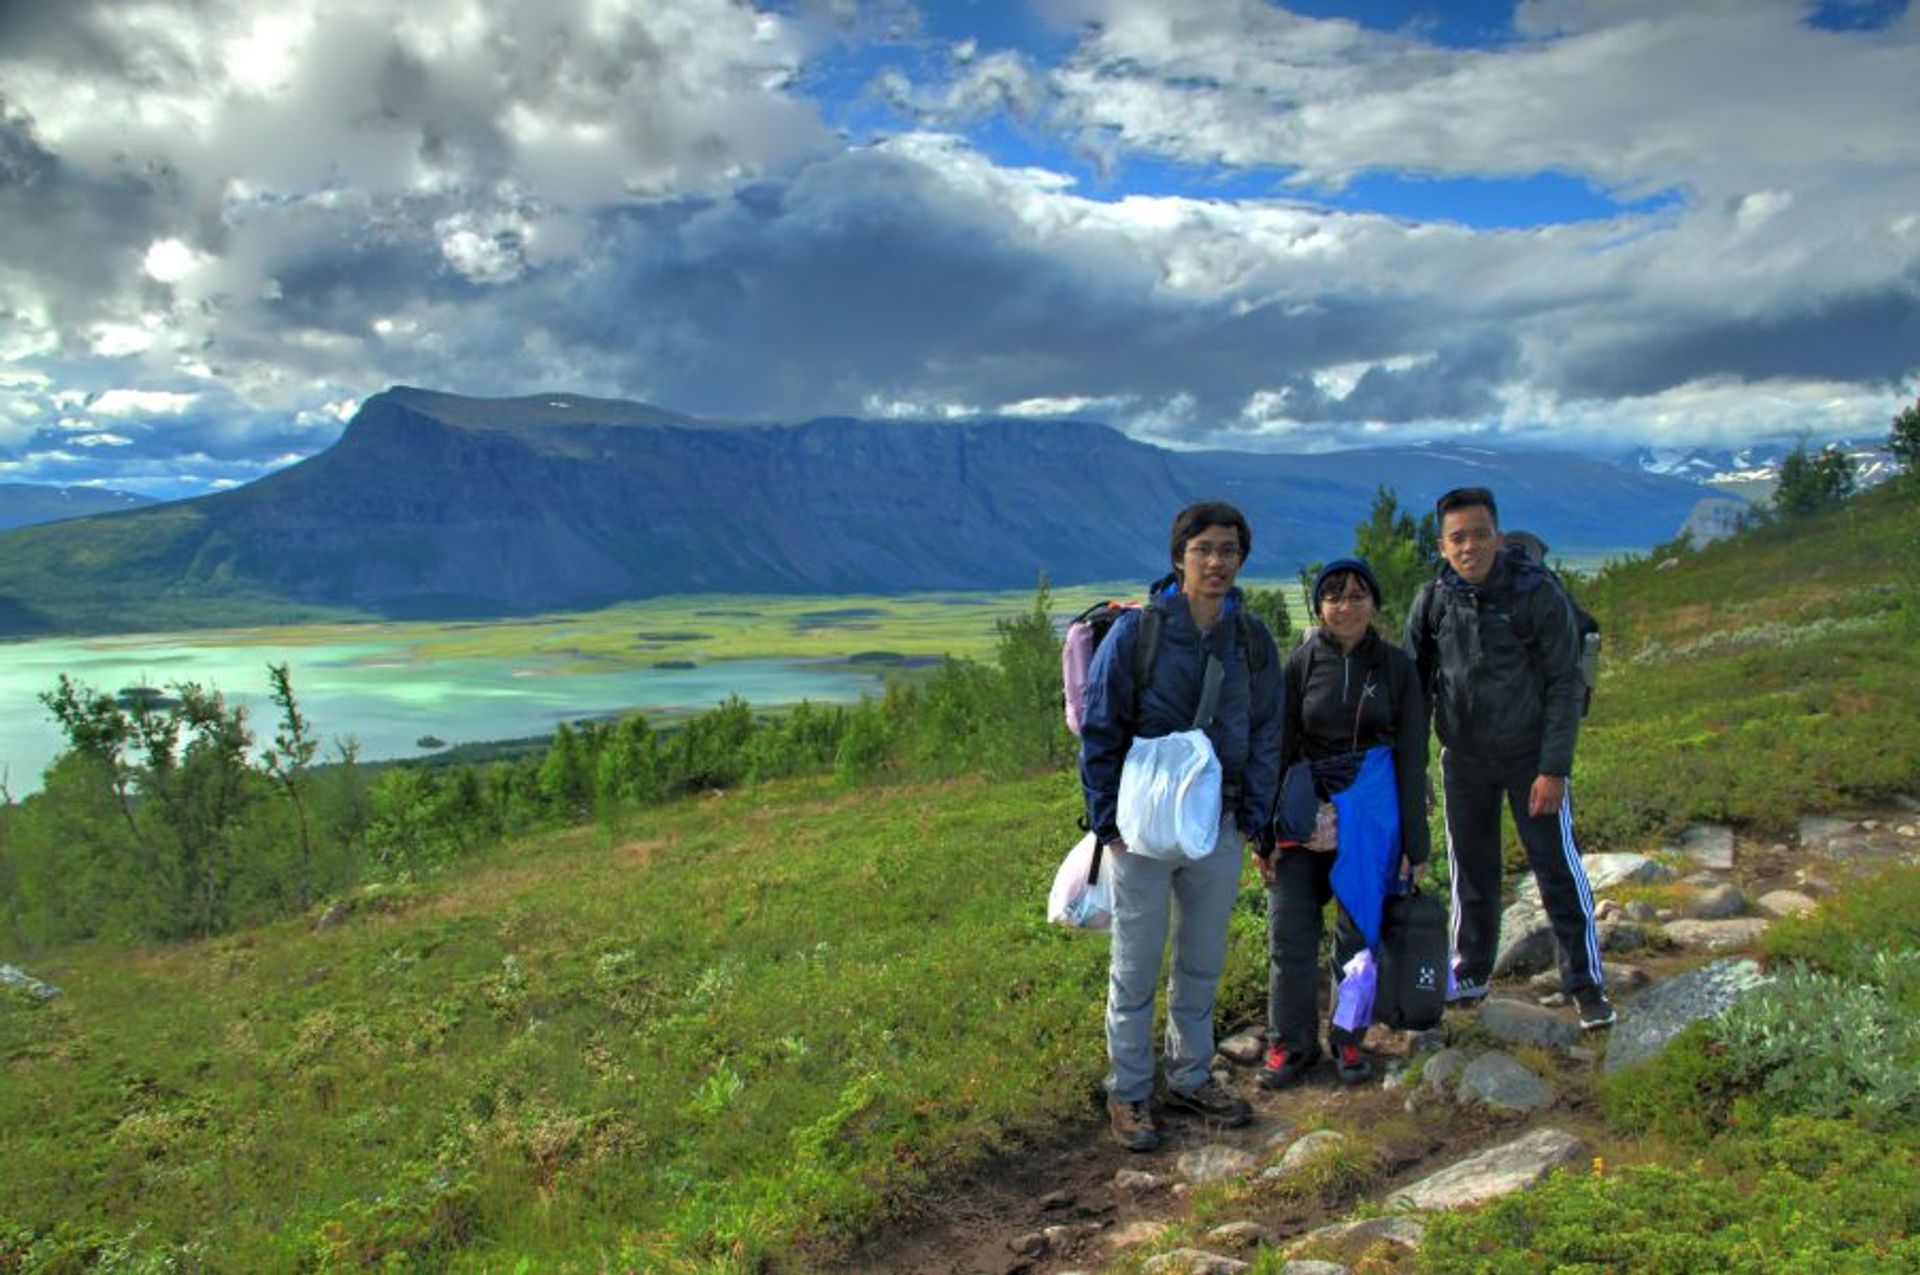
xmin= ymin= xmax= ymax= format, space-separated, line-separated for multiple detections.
xmin=0 ymin=387 xmax=1717 ymax=635
xmin=0 ymin=482 xmax=154 ymax=531
xmin=1628 ymin=441 xmax=1899 ymax=502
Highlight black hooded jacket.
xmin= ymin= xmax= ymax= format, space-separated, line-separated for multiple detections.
xmin=1404 ymin=545 xmax=1584 ymax=777
xmin=1278 ymin=626 xmax=1430 ymax=867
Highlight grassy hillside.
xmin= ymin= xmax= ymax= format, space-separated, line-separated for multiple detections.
xmin=3 ymin=488 xmax=1918 ymax=1271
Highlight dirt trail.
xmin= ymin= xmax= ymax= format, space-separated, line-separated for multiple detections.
xmin=828 ymin=804 xmax=1920 ymax=1275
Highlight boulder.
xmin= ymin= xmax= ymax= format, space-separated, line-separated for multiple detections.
xmin=1672 ymin=824 xmax=1735 ymax=871
xmin=1106 ymin=1220 xmax=1171 ymax=1251
xmin=1260 ymin=1130 xmax=1348 ymax=1181
xmin=1114 ymin=1169 xmax=1169 ymax=1194
xmin=1207 ymin=1221 xmax=1274 ymax=1249
xmin=1388 ymin=1127 xmax=1587 ymax=1211
xmin=1476 ymin=998 xmax=1581 ymax=1050
xmin=1456 ymin=1052 xmax=1555 ymax=1114
xmin=1179 ymin=1145 xmax=1257 ymax=1184
xmin=1299 ymin=1215 xmax=1426 ymax=1251
xmin=1798 ymin=815 xmax=1857 ymax=852
xmin=1688 ymin=883 xmax=1747 ymax=920
xmin=1143 ymin=1250 xmax=1249 ymax=1274
xmin=1604 ymin=957 xmax=1773 ymax=1074
xmin=1661 ymin=917 xmax=1771 ymax=952
xmin=1756 ymin=889 xmax=1817 ymax=918
xmin=1218 ymin=1030 xmax=1266 ymax=1065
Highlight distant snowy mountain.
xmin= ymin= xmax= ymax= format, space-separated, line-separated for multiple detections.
xmin=1626 ymin=441 xmax=1899 ymax=501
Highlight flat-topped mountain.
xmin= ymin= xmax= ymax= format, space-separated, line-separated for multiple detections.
xmin=0 ymin=387 xmax=1713 ymax=634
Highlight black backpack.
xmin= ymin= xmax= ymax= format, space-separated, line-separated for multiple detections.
xmin=1375 ymin=883 xmax=1448 ymax=1031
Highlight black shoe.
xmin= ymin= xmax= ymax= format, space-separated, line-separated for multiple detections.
xmin=1163 ymin=1077 xmax=1253 ymax=1126
xmin=1107 ymin=1096 xmax=1160 ymax=1152
xmin=1449 ymin=975 xmax=1491 ymax=1005
xmin=1257 ymin=1042 xmax=1321 ymax=1090
xmin=1333 ymin=1042 xmax=1372 ymax=1085
xmin=1574 ymin=986 xmax=1616 ymax=1030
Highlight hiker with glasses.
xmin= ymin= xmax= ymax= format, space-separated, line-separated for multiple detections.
xmin=1079 ymin=501 xmax=1283 ymax=1152
xmin=1405 ymin=486 xmax=1613 ymax=1030
xmin=1256 ymin=559 xmax=1430 ymax=1088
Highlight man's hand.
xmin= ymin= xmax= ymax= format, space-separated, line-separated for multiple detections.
xmin=1528 ymin=774 xmax=1566 ymax=818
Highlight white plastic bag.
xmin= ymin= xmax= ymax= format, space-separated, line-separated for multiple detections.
xmin=1047 ymin=833 xmax=1113 ymax=930
xmin=1116 ymin=729 xmax=1223 ymax=861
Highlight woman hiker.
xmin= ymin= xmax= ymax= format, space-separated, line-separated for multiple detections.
xmin=1079 ymin=501 xmax=1284 ymax=1152
xmin=1256 ymin=557 xmax=1430 ymax=1087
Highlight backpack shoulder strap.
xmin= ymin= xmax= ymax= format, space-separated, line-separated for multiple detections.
xmin=1235 ymin=608 xmax=1272 ymax=677
xmin=1131 ymin=606 xmax=1164 ymax=718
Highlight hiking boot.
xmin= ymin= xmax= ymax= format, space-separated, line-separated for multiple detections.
xmin=1258 ymin=1042 xmax=1320 ymax=1090
xmin=1574 ymin=986 xmax=1616 ymax=1030
xmin=1107 ymin=1096 xmax=1160 ymax=1152
xmin=1448 ymin=974 xmax=1491 ymax=1005
xmin=1163 ymin=1077 xmax=1253 ymax=1126
xmin=1333 ymin=1042 xmax=1372 ymax=1085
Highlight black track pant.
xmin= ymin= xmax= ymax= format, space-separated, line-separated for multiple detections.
xmin=1440 ymin=748 xmax=1604 ymax=994
xmin=1265 ymin=848 xmax=1369 ymax=1053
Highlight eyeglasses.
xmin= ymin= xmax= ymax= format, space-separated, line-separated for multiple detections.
xmin=1321 ymin=589 xmax=1373 ymax=606
xmin=1185 ymin=541 xmax=1243 ymax=562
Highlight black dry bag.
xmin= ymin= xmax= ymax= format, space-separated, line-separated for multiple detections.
xmin=1376 ymin=884 xmax=1449 ymax=1032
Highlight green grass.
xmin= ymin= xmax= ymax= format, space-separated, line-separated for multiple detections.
xmin=0 ymin=769 xmax=1274 ymax=1271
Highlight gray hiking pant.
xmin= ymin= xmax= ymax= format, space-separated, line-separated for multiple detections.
xmin=1105 ymin=818 xmax=1245 ymax=1103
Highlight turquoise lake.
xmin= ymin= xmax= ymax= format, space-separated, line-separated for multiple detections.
xmin=0 ymin=631 xmax=888 ymax=793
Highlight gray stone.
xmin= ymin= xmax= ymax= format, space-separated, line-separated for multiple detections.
xmin=1039 ymin=1189 xmax=1075 ymax=1211
xmin=1688 ymin=883 xmax=1747 ymax=920
xmin=1673 ymin=824 xmax=1735 ymax=871
xmin=1476 ymin=998 xmax=1581 ymax=1050
xmin=0 ymin=964 xmax=61 ymax=1001
xmin=1300 ymin=1215 xmax=1427 ymax=1251
xmin=1143 ymin=1249 xmax=1248 ymax=1274
xmin=1604 ymin=957 xmax=1774 ymax=1074
xmin=1009 ymin=1231 xmax=1049 ymax=1257
xmin=1043 ymin=1224 xmax=1093 ymax=1251
xmin=1388 ymin=1127 xmax=1587 ymax=1211
xmin=1757 ymin=889 xmax=1817 ymax=918
xmin=1624 ymin=900 xmax=1659 ymax=922
xmin=1260 ymin=1130 xmax=1348 ymax=1180
xmin=1599 ymin=919 xmax=1647 ymax=951
xmin=1662 ymin=917 xmax=1771 ymax=952
xmin=1106 ymin=1220 xmax=1170 ymax=1251
xmin=1894 ymin=793 xmax=1920 ymax=814
xmin=1512 ymin=853 xmax=1674 ymax=912
xmin=1218 ymin=1029 xmax=1265 ymax=1065
xmin=1207 ymin=1221 xmax=1274 ymax=1249
xmin=1280 ymin=1263 xmax=1350 ymax=1275
xmin=1606 ymin=961 xmax=1652 ymax=989
xmin=1179 ymin=1144 xmax=1257 ymax=1184
xmin=1114 ymin=1169 xmax=1168 ymax=1194
xmin=1798 ymin=815 xmax=1857 ymax=852
xmin=1419 ymin=1047 xmax=1471 ymax=1092
xmin=1456 ymin=1051 xmax=1555 ymax=1113
xmin=1492 ymin=903 xmax=1556 ymax=977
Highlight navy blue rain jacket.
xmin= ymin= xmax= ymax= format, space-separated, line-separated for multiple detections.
xmin=1078 ymin=582 xmax=1284 ymax=846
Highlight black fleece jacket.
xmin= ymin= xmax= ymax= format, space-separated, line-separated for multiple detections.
xmin=1279 ymin=626 xmax=1430 ymax=867
xmin=1404 ymin=546 xmax=1584 ymax=778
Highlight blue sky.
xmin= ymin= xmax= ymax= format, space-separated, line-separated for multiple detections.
xmin=1 ymin=0 xmax=1916 ymax=498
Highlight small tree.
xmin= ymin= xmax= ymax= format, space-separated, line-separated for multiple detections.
xmin=261 ymin=663 xmax=320 ymax=908
xmin=1350 ymin=486 xmax=1440 ymax=634
xmin=1774 ymin=441 xmax=1856 ymax=518
xmin=1888 ymin=397 xmax=1920 ymax=479
xmin=1241 ymin=587 xmax=1294 ymax=647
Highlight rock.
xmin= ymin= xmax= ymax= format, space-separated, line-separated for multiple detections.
xmin=1756 ymin=889 xmax=1817 ymax=918
xmin=1624 ymin=900 xmax=1659 ymax=922
xmin=1798 ymin=815 xmax=1856 ymax=852
xmin=1661 ymin=917 xmax=1771 ymax=952
xmin=1688 ymin=883 xmax=1747 ymax=920
xmin=1599 ymin=919 xmax=1645 ymax=952
xmin=1114 ymin=1169 xmax=1168 ymax=1194
xmin=1043 ymin=1224 xmax=1092 ymax=1251
xmin=1605 ymin=961 xmax=1652 ymax=989
xmin=1179 ymin=1144 xmax=1257 ymax=1184
xmin=1388 ymin=1127 xmax=1587 ymax=1210
xmin=1009 ymin=1231 xmax=1049 ymax=1257
xmin=1218 ymin=1030 xmax=1265 ymax=1065
xmin=1476 ymin=998 xmax=1581 ymax=1050
xmin=1537 ymin=991 xmax=1568 ymax=1008
xmin=1655 ymin=908 xmax=1677 ymax=922
xmin=1492 ymin=904 xmax=1556 ymax=977
xmin=1039 ymin=1189 xmax=1075 ymax=1211
xmin=1106 ymin=1220 xmax=1170 ymax=1251
xmin=1897 ymin=825 xmax=1918 ymax=838
xmin=1673 ymin=824 xmax=1735 ymax=871
xmin=1419 ymin=1047 xmax=1471 ymax=1093
xmin=1456 ymin=1051 xmax=1555 ymax=1113
xmin=1604 ymin=957 xmax=1774 ymax=1074
xmin=1260 ymin=1130 xmax=1348 ymax=1180
xmin=1142 ymin=1248 xmax=1248 ymax=1274
xmin=1300 ymin=1215 xmax=1427 ymax=1251
xmin=0 ymin=964 xmax=61 ymax=1001
xmin=1894 ymin=794 xmax=1920 ymax=813
xmin=1207 ymin=1221 xmax=1274 ymax=1248
xmin=1279 ymin=1263 xmax=1349 ymax=1275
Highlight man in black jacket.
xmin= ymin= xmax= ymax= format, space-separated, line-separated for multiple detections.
xmin=1405 ymin=487 xmax=1612 ymax=1029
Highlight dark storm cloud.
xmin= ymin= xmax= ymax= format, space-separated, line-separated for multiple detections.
xmin=1555 ymin=281 xmax=1920 ymax=401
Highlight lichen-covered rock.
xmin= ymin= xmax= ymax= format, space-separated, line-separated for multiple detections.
xmin=1389 ymin=1127 xmax=1586 ymax=1210
xmin=1456 ymin=1052 xmax=1554 ymax=1113
xmin=1604 ymin=957 xmax=1773 ymax=1074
